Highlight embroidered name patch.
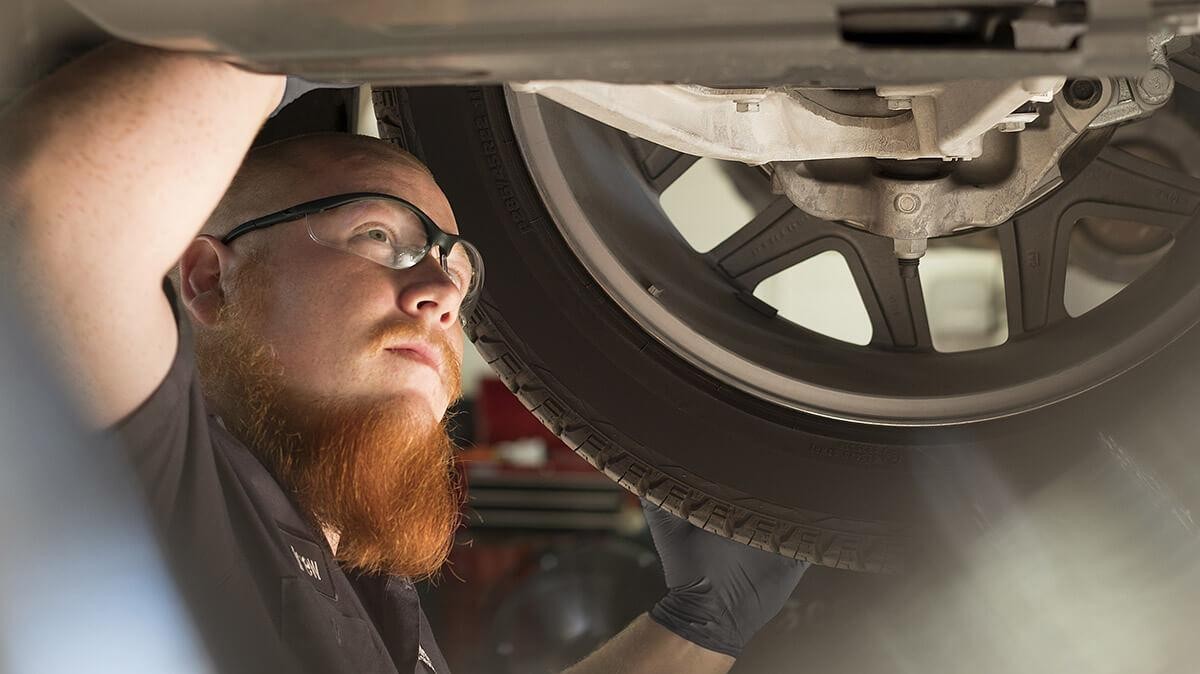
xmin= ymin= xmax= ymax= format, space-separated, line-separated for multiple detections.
xmin=278 ymin=528 xmax=337 ymax=599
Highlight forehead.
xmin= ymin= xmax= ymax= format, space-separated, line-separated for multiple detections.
xmin=315 ymin=197 xmax=428 ymax=234
xmin=290 ymin=147 xmax=456 ymax=235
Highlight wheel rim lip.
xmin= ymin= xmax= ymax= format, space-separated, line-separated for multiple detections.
xmin=504 ymin=87 xmax=1200 ymax=426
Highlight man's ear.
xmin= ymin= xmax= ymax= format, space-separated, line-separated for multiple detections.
xmin=180 ymin=235 xmax=237 ymax=327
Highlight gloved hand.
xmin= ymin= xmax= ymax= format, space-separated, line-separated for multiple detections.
xmin=644 ymin=500 xmax=809 ymax=658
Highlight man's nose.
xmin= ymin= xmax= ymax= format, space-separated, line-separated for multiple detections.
xmin=395 ymin=256 xmax=461 ymax=328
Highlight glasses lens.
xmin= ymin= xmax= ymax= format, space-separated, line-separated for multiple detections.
xmin=306 ymin=199 xmax=430 ymax=269
xmin=305 ymin=197 xmax=485 ymax=315
xmin=440 ymin=240 xmax=485 ymax=315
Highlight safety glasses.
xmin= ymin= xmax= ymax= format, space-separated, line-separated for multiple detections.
xmin=222 ymin=192 xmax=484 ymax=317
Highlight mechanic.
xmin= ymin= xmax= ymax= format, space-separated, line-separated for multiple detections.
xmin=0 ymin=43 xmax=807 ymax=673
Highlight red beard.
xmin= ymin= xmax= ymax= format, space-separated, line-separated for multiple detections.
xmin=194 ymin=257 xmax=464 ymax=578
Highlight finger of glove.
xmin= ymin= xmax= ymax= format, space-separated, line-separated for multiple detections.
xmin=641 ymin=500 xmax=696 ymax=585
xmin=739 ymin=553 xmax=810 ymax=615
xmin=641 ymin=500 xmax=695 ymax=545
xmin=641 ymin=499 xmax=808 ymax=594
xmin=735 ymin=543 xmax=810 ymax=583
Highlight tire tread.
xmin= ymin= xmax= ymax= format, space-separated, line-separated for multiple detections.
xmin=464 ymin=299 xmax=904 ymax=573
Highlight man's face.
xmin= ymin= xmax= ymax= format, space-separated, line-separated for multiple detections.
xmin=234 ymin=162 xmax=465 ymax=420
xmin=184 ymin=149 xmax=468 ymax=577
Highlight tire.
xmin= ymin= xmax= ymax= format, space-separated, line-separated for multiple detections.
xmin=373 ymin=85 xmax=1200 ymax=573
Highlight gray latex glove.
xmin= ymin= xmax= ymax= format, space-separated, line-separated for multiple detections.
xmin=644 ymin=500 xmax=809 ymax=658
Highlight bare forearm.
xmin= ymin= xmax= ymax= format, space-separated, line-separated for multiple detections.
xmin=563 ymin=614 xmax=735 ymax=674
xmin=1 ymin=42 xmax=283 ymax=286
xmin=0 ymin=43 xmax=284 ymax=426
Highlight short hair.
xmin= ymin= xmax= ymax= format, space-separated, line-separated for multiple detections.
xmin=171 ymin=133 xmax=431 ymax=287
xmin=200 ymin=133 xmax=431 ymax=241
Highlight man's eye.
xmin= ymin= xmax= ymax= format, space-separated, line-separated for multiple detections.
xmin=366 ymin=228 xmax=390 ymax=242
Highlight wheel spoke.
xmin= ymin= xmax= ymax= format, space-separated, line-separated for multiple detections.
xmin=997 ymin=216 xmax=1072 ymax=336
xmin=625 ymin=136 xmax=701 ymax=193
xmin=999 ymin=145 xmax=1200 ymax=337
xmin=845 ymin=240 xmax=934 ymax=351
xmin=708 ymin=197 xmax=831 ymax=285
xmin=1062 ymin=147 xmax=1200 ymax=233
xmin=708 ymin=197 xmax=932 ymax=350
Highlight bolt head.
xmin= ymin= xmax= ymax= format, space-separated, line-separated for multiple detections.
xmin=894 ymin=193 xmax=921 ymax=214
xmin=1136 ymin=67 xmax=1174 ymax=105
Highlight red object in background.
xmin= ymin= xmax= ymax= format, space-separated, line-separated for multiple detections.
xmin=473 ymin=377 xmax=599 ymax=473
xmin=476 ymin=378 xmax=568 ymax=448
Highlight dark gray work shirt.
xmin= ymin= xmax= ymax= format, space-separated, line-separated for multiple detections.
xmin=113 ymin=285 xmax=450 ymax=674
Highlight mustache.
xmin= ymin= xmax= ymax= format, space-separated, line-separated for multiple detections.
xmin=366 ymin=321 xmax=462 ymax=375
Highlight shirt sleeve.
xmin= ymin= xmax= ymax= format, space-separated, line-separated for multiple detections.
xmin=110 ymin=279 xmax=219 ymax=529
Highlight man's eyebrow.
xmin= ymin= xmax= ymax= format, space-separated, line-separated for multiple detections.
xmin=331 ymin=200 xmax=395 ymax=217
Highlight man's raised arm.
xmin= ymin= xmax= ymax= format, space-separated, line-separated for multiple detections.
xmin=0 ymin=44 xmax=284 ymax=427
